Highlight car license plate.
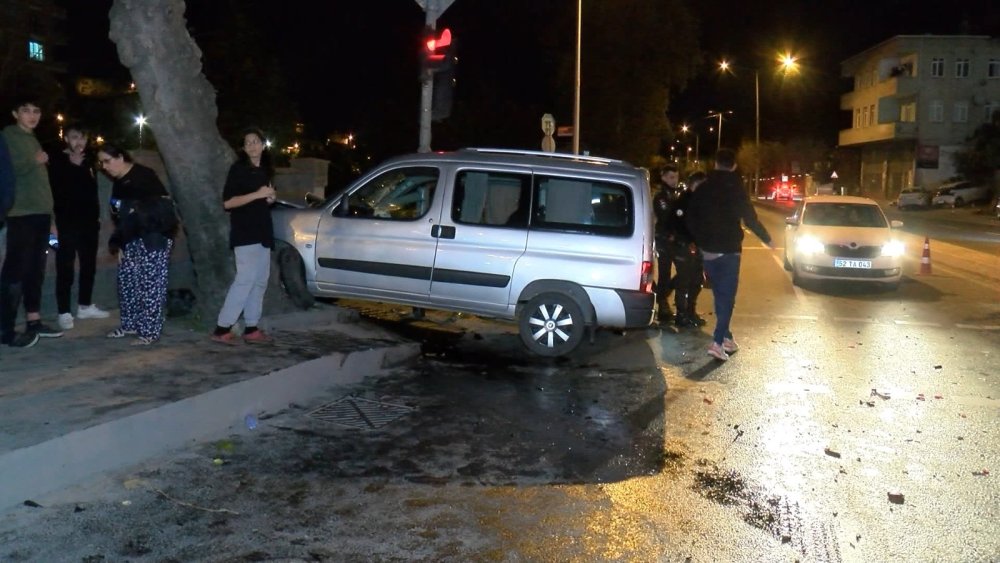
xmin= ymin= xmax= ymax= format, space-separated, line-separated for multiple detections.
xmin=834 ymin=258 xmax=872 ymax=269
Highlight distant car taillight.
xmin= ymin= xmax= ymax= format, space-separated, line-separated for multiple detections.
xmin=640 ymin=260 xmax=654 ymax=293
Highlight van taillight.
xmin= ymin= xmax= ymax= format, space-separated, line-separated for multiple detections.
xmin=640 ymin=260 xmax=654 ymax=293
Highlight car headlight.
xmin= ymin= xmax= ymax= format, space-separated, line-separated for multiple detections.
xmin=881 ymin=239 xmax=905 ymax=257
xmin=795 ymin=235 xmax=825 ymax=255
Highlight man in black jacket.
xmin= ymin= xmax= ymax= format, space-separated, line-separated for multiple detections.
xmin=685 ymin=149 xmax=773 ymax=361
xmin=652 ymin=165 xmax=681 ymax=322
xmin=49 ymin=123 xmax=110 ymax=330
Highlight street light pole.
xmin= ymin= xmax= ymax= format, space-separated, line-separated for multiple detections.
xmin=754 ymin=70 xmax=760 ymax=197
xmin=572 ymin=0 xmax=581 ymax=155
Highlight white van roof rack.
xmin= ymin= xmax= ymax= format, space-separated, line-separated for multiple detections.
xmin=461 ymin=147 xmax=624 ymax=165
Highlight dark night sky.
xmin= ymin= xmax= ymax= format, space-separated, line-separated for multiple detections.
xmin=62 ymin=0 xmax=1000 ymax=152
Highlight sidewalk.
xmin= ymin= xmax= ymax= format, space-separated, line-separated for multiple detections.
xmin=0 ymin=303 xmax=420 ymax=511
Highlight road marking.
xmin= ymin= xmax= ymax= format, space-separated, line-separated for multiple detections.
xmin=768 ymin=253 xmax=809 ymax=305
xmin=833 ymin=317 xmax=879 ymax=323
xmin=776 ymin=314 xmax=819 ymax=321
xmin=955 ymin=324 xmax=1000 ymax=330
xmin=893 ymin=320 xmax=941 ymax=327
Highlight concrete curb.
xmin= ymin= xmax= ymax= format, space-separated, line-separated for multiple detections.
xmin=0 ymin=341 xmax=419 ymax=511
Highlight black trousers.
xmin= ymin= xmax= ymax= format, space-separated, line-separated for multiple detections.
xmin=670 ymin=241 xmax=704 ymax=315
xmin=55 ymin=221 xmax=100 ymax=314
xmin=0 ymin=214 xmax=50 ymax=340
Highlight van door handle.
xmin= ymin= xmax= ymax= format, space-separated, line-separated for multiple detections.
xmin=431 ymin=225 xmax=456 ymax=239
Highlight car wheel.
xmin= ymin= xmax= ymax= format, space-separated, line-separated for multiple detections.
xmin=278 ymin=246 xmax=315 ymax=310
xmin=518 ymin=292 xmax=585 ymax=357
xmin=783 ymin=251 xmax=792 ymax=271
xmin=954 ymin=197 xmax=964 ymax=207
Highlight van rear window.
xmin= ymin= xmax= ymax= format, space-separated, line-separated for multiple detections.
xmin=532 ymin=176 xmax=633 ymax=236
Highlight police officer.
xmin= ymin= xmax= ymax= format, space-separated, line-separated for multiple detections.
xmin=652 ymin=165 xmax=681 ymax=322
xmin=669 ymin=172 xmax=707 ymax=328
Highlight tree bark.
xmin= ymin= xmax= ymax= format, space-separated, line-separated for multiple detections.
xmin=109 ymin=0 xmax=235 ymax=324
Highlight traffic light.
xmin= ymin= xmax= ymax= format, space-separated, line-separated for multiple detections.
xmin=421 ymin=27 xmax=455 ymax=73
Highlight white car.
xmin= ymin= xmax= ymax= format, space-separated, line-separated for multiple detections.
xmin=930 ymin=180 xmax=990 ymax=207
xmin=784 ymin=196 xmax=904 ymax=289
xmin=895 ymin=187 xmax=930 ymax=209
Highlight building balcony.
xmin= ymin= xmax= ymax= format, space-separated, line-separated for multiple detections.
xmin=840 ymin=76 xmax=919 ymax=110
xmin=839 ymin=122 xmax=917 ymax=146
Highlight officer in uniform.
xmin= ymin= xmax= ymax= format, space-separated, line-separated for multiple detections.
xmin=652 ymin=165 xmax=681 ymax=322
xmin=667 ymin=172 xmax=707 ymax=328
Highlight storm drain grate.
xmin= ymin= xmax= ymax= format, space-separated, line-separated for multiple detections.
xmin=306 ymin=397 xmax=414 ymax=430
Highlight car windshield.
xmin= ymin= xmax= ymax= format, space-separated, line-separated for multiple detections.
xmin=802 ymin=203 xmax=887 ymax=228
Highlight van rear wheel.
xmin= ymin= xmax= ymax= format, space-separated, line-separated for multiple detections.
xmin=519 ymin=293 xmax=585 ymax=357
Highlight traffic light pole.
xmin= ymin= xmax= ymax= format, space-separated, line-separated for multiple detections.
xmin=415 ymin=0 xmax=455 ymax=153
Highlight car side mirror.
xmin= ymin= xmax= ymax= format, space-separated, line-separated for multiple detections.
xmin=785 ymin=215 xmax=800 ymax=226
xmin=890 ymin=219 xmax=903 ymax=228
xmin=334 ymin=198 xmax=350 ymax=216
xmin=304 ymin=192 xmax=325 ymax=208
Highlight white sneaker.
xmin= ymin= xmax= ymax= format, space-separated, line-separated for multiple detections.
xmin=77 ymin=304 xmax=111 ymax=319
xmin=58 ymin=313 xmax=75 ymax=330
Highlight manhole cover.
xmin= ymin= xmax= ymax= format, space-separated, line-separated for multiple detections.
xmin=306 ymin=397 xmax=414 ymax=429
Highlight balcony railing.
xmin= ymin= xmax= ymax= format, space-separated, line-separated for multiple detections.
xmin=839 ymin=122 xmax=917 ymax=146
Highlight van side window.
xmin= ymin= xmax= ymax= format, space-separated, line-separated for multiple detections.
xmin=533 ymin=175 xmax=632 ymax=236
xmin=343 ymin=167 xmax=439 ymax=220
xmin=452 ymin=170 xmax=531 ymax=228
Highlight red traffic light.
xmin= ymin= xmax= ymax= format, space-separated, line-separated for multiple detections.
xmin=424 ymin=28 xmax=452 ymax=63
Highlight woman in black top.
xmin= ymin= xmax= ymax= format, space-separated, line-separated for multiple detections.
xmin=211 ymin=128 xmax=276 ymax=344
xmin=98 ymin=143 xmax=175 ymax=345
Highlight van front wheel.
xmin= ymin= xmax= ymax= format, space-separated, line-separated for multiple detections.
xmin=519 ymin=293 xmax=585 ymax=357
xmin=278 ymin=246 xmax=315 ymax=310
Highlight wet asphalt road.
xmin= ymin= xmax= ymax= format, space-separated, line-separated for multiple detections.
xmin=0 ymin=209 xmax=997 ymax=562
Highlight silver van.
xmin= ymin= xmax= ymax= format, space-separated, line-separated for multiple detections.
xmin=272 ymin=148 xmax=656 ymax=356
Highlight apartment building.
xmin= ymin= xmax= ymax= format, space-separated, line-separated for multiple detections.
xmin=0 ymin=0 xmax=67 ymax=100
xmin=839 ymin=35 xmax=1000 ymax=198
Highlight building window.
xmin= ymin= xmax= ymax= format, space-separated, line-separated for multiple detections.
xmin=985 ymin=103 xmax=998 ymax=123
xmin=869 ymin=104 xmax=876 ymax=125
xmin=854 ymin=108 xmax=861 ymax=128
xmin=954 ymin=102 xmax=969 ymax=123
xmin=862 ymin=106 xmax=869 ymax=127
xmin=931 ymin=58 xmax=944 ymax=77
xmin=28 ymin=41 xmax=44 ymax=62
xmin=989 ymin=59 xmax=1000 ymax=78
xmin=955 ymin=58 xmax=970 ymax=78
xmin=901 ymin=102 xmax=916 ymax=122
xmin=930 ymin=101 xmax=944 ymax=122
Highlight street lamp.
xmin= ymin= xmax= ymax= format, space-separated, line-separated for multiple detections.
xmin=719 ymin=53 xmax=799 ymax=196
xmin=135 ymin=114 xmax=147 ymax=150
xmin=680 ymin=124 xmax=700 ymax=164
xmin=705 ymin=110 xmax=732 ymax=151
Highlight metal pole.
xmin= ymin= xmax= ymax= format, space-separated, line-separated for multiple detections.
xmin=716 ymin=112 xmax=722 ymax=151
xmin=754 ymin=70 xmax=760 ymax=197
xmin=572 ymin=0 xmax=581 ymax=155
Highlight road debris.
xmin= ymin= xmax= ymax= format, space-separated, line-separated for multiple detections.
xmin=871 ymin=388 xmax=890 ymax=400
xmin=887 ymin=491 xmax=905 ymax=504
xmin=22 ymin=500 xmax=41 ymax=508
xmin=972 ymin=469 xmax=990 ymax=477
xmin=824 ymin=447 xmax=842 ymax=458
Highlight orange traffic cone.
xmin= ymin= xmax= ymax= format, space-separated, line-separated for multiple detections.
xmin=919 ymin=236 xmax=932 ymax=275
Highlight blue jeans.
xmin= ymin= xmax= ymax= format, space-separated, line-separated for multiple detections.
xmin=701 ymin=252 xmax=741 ymax=345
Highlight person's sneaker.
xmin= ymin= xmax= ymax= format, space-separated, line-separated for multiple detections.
xmin=722 ymin=337 xmax=739 ymax=354
xmin=211 ymin=331 xmax=239 ymax=345
xmin=689 ymin=313 xmax=707 ymax=326
xmin=707 ymin=341 xmax=729 ymax=361
xmin=8 ymin=331 xmax=40 ymax=348
xmin=77 ymin=304 xmax=111 ymax=319
xmin=673 ymin=315 xmax=697 ymax=329
xmin=58 ymin=313 xmax=75 ymax=330
xmin=31 ymin=323 xmax=63 ymax=338
xmin=243 ymin=329 xmax=274 ymax=344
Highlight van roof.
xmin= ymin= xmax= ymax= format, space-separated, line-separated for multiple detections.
xmin=380 ymin=148 xmax=645 ymax=178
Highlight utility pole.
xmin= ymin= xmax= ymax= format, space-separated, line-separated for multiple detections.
xmin=415 ymin=0 xmax=456 ymax=153
xmin=572 ymin=0 xmax=582 ymax=155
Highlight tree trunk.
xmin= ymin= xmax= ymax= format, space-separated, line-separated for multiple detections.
xmin=109 ymin=0 xmax=234 ymax=324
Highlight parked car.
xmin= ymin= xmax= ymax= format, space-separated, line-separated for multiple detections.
xmin=895 ymin=187 xmax=931 ymax=209
xmin=931 ymin=180 xmax=991 ymax=207
xmin=783 ymin=196 xmax=904 ymax=289
xmin=271 ymin=148 xmax=657 ymax=357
